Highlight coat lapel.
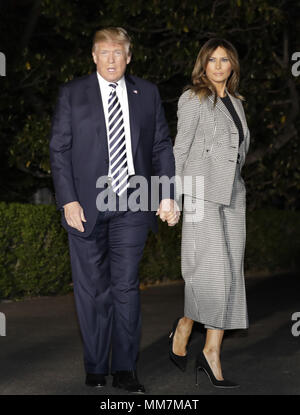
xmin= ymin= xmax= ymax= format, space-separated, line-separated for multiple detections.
xmin=125 ymin=75 xmax=140 ymax=158
xmin=86 ymin=72 xmax=109 ymax=161
xmin=208 ymin=89 xmax=247 ymax=137
xmin=226 ymin=90 xmax=247 ymax=137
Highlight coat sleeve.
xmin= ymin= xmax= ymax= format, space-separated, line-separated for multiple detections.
xmin=245 ymin=128 xmax=250 ymax=155
xmin=239 ymin=100 xmax=250 ymax=155
xmin=49 ymin=85 xmax=78 ymax=211
xmin=173 ymin=91 xmax=201 ymax=201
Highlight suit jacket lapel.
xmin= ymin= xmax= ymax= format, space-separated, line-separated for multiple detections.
xmin=226 ymin=90 xmax=247 ymax=138
xmin=208 ymin=93 xmax=232 ymax=123
xmin=208 ymin=89 xmax=247 ymax=137
xmin=125 ymin=75 xmax=140 ymax=159
xmin=86 ymin=72 xmax=109 ymax=162
xmin=86 ymin=73 xmax=140 ymax=163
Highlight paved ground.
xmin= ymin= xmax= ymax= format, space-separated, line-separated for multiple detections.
xmin=0 ymin=273 xmax=299 ymax=395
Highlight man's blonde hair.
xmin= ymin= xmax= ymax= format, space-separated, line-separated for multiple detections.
xmin=92 ymin=27 xmax=132 ymax=55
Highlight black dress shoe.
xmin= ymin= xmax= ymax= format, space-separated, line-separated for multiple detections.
xmin=169 ymin=317 xmax=188 ymax=371
xmin=85 ymin=373 xmax=106 ymax=388
xmin=112 ymin=371 xmax=145 ymax=394
xmin=195 ymin=352 xmax=240 ymax=389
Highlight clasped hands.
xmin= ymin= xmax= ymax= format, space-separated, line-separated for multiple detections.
xmin=156 ymin=199 xmax=180 ymax=226
xmin=63 ymin=198 xmax=180 ymax=232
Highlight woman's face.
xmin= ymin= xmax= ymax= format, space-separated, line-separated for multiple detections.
xmin=205 ymin=46 xmax=232 ymax=86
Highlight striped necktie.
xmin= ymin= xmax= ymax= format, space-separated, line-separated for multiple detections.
xmin=108 ymin=82 xmax=129 ymax=196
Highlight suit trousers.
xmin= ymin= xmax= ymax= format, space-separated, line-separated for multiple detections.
xmin=67 ymin=208 xmax=149 ymax=374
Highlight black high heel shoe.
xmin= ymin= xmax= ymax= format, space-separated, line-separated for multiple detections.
xmin=195 ymin=351 xmax=239 ymax=388
xmin=168 ymin=317 xmax=188 ymax=372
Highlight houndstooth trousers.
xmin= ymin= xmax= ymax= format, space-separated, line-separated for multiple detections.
xmin=181 ymin=163 xmax=249 ymax=330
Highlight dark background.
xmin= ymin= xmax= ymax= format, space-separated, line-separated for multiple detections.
xmin=0 ymin=0 xmax=300 ymax=299
xmin=0 ymin=2 xmax=299 ymax=396
xmin=1 ymin=0 xmax=300 ymax=211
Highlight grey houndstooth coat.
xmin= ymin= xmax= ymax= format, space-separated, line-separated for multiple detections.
xmin=174 ymin=88 xmax=250 ymax=205
xmin=173 ymin=88 xmax=250 ymax=330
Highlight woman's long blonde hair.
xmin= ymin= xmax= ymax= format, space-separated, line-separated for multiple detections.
xmin=186 ymin=38 xmax=244 ymax=105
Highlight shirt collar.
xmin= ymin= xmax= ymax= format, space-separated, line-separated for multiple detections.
xmin=97 ymin=72 xmax=126 ymax=91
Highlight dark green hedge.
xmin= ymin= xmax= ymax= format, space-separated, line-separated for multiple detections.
xmin=245 ymin=208 xmax=300 ymax=274
xmin=0 ymin=203 xmax=71 ymax=300
xmin=0 ymin=202 xmax=299 ymax=300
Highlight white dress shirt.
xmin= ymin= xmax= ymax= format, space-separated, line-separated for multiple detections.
xmin=96 ymin=72 xmax=135 ymax=177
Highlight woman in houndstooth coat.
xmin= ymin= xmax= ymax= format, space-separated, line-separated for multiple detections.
xmin=169 ymin=38 xmax=250 ymax=388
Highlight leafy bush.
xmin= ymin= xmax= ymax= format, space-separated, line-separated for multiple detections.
xmin=0 ymin=202 xmax=71 ymax=299
xmin=0 ymin=202 xmax=299 ymax=300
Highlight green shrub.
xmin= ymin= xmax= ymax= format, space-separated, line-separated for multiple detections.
xmin=245 ymin=208 xmax=300 ymax=273
xmin=0 ymin=202 xmax=71 ymax=299
xmin=0 ymin=202 xmax=299 ymax=300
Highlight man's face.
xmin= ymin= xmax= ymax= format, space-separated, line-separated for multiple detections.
xmin=92 ymin=41 xmax=131 ymax=82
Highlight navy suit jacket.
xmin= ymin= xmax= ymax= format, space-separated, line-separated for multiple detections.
xmin=49 ymin=72 xmax=175 ymax=237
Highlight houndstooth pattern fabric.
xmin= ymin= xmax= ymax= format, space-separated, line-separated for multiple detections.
xmin=174 ymin=89 xmax=250 ymax=330
xmin=173 ymin=89 xmax=250 ymax=206
xmin=182 ymin=165 xmax=248 ymax=329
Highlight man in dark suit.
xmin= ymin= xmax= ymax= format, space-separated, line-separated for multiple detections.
xmin=49 ymin=27 xmax=178 ymax=393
